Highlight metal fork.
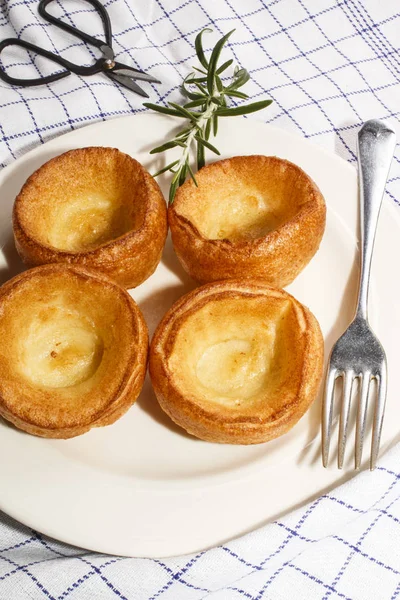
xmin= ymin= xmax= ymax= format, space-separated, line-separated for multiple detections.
xmin=322 ymin=119 xmax=396 ymax=471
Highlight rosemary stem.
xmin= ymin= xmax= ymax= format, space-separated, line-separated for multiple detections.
xmin=177 ymin=102 xmax=217 ymax=170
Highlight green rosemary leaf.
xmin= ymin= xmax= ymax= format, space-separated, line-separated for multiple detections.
xmin=229 ymin=68 xmax=250 ymax=90
xmin=210 ymin=96 xmax=222 ymax=105
xmin=216 ymin=59 xmax=234 ymax=74
xmin=213 ymin=113 xmax=218 ymax=136
xmin=192 ymin=66 xmax=207 ymax=75
xmin=187 ymin=162 xmax=198 ymax=186
xmin=215 ymin=99 xmax=272 ymax=116
xmin=186 ymin=76 xmax=208 ymax=84
xmin=215 ymin=74 xmax=224 ymax=93
xmin=234 ymin=67 xmax=248 ymax=79
xmin=195 ymin=135 xmax=221 ymax=155
xmin=197 ymin=139 xmax=205 ymax=170
xmin=184 ymin=98 xmax=208 ymax=109
xmin=168 ymin=102 xmax=201 ymax=121
xmin=204 ymin=118 xmax=212 ymax=141
xmin=182 ymin=89 xmax=203 ymax=101
xmin=207 ymin=29 xmax=235 ymax=95
xmin=224 ymin=90 xmax=249 ymax=99
xmin=182 ymin=78 xmax=205 ymax=101
xmin=149 ymin=140 xmax=182 ymax=154
xmin=195 ymin=28 xmax=212 ymax=69
xmin=175 ymin=127 xmax=192 ymax=138
xmin=142 ymin=103 xmax=185 ymax=117
xmin=179 ymin=163 xmax=188 ymax=186
xmin=152 ymin=160 xmax=180 ymax=177
xmin=194 ymin=82 xmax=208 ymax=95
xmin=169 ymin=171 xmax=181 ymax=203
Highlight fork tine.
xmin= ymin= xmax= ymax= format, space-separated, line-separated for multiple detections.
xmin=322 ymin=368 xmax=338 ymax=467
xmin=355 ymin=371 xmax=371 ymax=470
xmin=338 ymin=371 xmax=355 ymax=469
xmin=370 ymin=365 xmax=387 ymax=470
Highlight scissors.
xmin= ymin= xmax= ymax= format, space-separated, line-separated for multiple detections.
xmin=0 ymin=0 xmax=160 ymax=97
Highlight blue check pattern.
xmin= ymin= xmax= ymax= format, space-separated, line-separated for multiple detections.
xmin=1 ymin=0 xmax=400 ymax=598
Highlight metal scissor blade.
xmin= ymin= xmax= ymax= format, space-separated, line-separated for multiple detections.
xmin=112 ymin=65 xmax=161 ymax=84
xmin=107 ymin=71 xmax=149 ymax=97
xmin=100 ymin=44 xmax=115 ymax=61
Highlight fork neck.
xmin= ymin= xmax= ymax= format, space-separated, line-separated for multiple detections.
xmin=355 ymin=120 xmax=396 ymax=321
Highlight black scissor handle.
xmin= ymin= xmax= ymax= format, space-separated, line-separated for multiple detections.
xmin=0 ymin=38 xmax=71 ymax=86
xmin=38 ymin=0 xmax=112 ymax=50
xmin=0 ymin=36 xmax=106 ymax=87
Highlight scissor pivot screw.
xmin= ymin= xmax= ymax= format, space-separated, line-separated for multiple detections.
xmin=104 ymin=59 xmax=115 ymax=69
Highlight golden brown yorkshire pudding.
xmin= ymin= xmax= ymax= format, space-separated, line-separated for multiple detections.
xmin=169 ymin=156 xmax=326 ymax=287
xmin=149 ymin=280 xmax=324 ymax=444
xmin=13 ymin=147 xmax=167 ymax=289
xmin=0 ymin=264 xmax=148 ymax=439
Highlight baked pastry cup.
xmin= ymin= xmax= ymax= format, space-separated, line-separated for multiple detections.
xmin=0 ymin=264 xmax=148 ymax=439
xmin=150 ymin=280 xmax=324 ymax=444
xmin=13 ymin=147 xmax=167 ymax=289
xmin=168 ymin=155 xmax=326 ymax=287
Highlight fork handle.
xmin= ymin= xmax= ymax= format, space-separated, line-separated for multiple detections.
xmin=356 ymin=119 xmax=396 ymax=320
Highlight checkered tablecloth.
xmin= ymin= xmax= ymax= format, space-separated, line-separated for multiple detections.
xmin=1 ymin=1 xmax=400 ymax=598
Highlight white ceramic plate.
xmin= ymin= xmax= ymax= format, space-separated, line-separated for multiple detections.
xmin=0 ymin=114 xmax=399 ymax=558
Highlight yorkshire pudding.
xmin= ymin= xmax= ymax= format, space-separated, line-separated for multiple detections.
xmin=150 ymin=280 xmax=324 ymax=444
xmin=169 ymin=155 xmax=326 ymax=287
xmin=0 ymin=264 xmax=148 ymax=438
xmin=13 ymin=147 xmax=167 ymax=289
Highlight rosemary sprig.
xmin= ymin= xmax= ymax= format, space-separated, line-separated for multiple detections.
xmin=144 ymin=28 xmax=273 ymax=203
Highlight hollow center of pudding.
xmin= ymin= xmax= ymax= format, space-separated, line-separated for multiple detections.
xmin=175 ymin=158 xmax=308 ymax=241
xmin=201 ymin=191 xmax=285 ymax=241
xmin=196 ymin=339 xmax=268 ymax=399
xmin=18 ymin=150 xmax=147 ymax=252
xmin=21 ymin=308 xmax=103 ymax=388
xmin=47 ymin=193 xmax=134 ymax=251
xmin=168 ymin=294 xmax=301 ymax=412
